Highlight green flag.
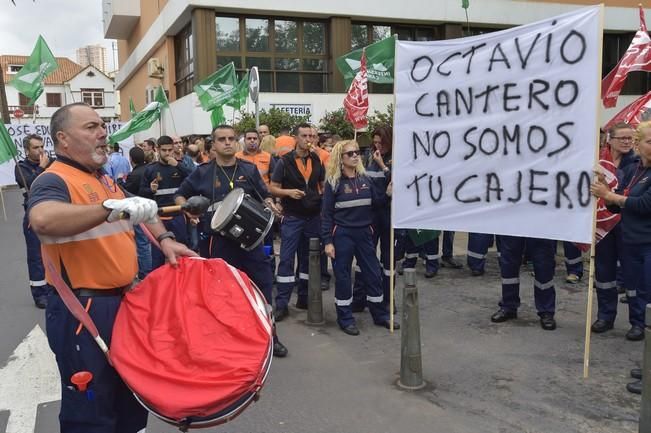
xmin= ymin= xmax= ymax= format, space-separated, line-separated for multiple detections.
xmin=129 ymin=97 xmax=136 ymax=118
xmin=108 ymin=101 xmax=163 ymax=144
xmin=0 ymin=123 xmax=19 ymax=164
xmin=154 ymin=85 xmax=169 ymax=109
xmin=194 ymin=63 xmax=238 ymax=111
xmin=462 ymin=0 xmax=469 ymax=9
xmin=226 ymin=71 xmax=249 ymax=110
xmin=10 ymin=35 xmax=59 ymax=105
xmin=336 ymin=36 xmax=395 ymax=88
xmin=210 ymin=106 xmax=226 ymax=129
xmin=407 ymin=229 xmax=440 ymax=247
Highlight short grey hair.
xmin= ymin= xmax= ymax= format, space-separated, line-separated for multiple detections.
xmin=50 ymin=102 xmax=90 ymax=147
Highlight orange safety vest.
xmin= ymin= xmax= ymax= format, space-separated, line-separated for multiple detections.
xmin=314 ymin=146 xmax=330 ymax=167
xmin=235 ymin=150 xmax=273 ymax=185
xmin=39 ymin=161 xmax=137 ymax=289
xmin=275 ymin=136 xmax=296 ymax=157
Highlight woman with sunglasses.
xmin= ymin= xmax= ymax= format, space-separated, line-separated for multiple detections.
xmin=321 ymin=140 xmax=398 ymax=335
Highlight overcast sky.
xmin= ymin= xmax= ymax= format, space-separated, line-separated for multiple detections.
xmin=0 ymin=0 xmax=116 ymax=71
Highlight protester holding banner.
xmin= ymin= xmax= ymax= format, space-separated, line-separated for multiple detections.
xmin=322 ymin=140 xmax=398 ymax=335
xmin=466 ymin=233 xmax=501 ymax=277
xmin=591 ymin=120 xmax=651 ymax=341
xmin=491 ymin=236 xmax=558 ymax=330
xmin=14 ymin=134 xmax=54 ymax=309
xmin=591 ymin=122 xmax=639 ymax=336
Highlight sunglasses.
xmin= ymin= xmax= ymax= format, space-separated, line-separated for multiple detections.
xmin=342 ymin=150 xmax=360 ymax=157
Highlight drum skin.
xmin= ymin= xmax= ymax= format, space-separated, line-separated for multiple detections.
xmin=110 ymin=257 xmax=273 ymax=423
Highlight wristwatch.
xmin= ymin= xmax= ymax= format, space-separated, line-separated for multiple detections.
xmin=156 ymin=231 xmax=176 ymax=243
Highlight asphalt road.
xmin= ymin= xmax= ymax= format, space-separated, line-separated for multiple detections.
xmin=0 ymin=187 xmax=642 ymax=433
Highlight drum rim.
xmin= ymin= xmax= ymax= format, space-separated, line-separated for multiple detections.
xmin=211 ymin=188 xmax=245 ymax=231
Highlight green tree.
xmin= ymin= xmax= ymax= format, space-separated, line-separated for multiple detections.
xmin=318 ymin=104 xmax=394 ymax=141
xmin=232 ymin=108 xmax=309 ymax=135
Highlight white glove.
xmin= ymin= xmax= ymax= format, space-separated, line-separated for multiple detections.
xmin=103 ymin=197 xmax=159 ymax=225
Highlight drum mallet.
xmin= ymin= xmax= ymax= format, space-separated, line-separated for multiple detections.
xmin=398 ymin=269 xmax=425 ymax=390
xmin=306 ymin=237 xmax=325 ymax=326
xmin=640 ymin=304 xmax=651 ymax=432
xmin=158 ymin=196 xmax=210 ymax=216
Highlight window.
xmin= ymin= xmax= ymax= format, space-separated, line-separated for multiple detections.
xmin=46 ymin=93 xmax=62 ymax=107
xmin=18 ymin=94 xmax=35 ymax=114
xmin=7 ymin=64 xmax=22 ymax=74
xmin=603 ymin=32 xmax=651 ymax=95
xmin=215 ymin=15 xmax=328 ymax=93
xmin=351 ymin=23 xmax=405 ymax=94
xmin=175 ymin=24 xmax=194 ymax=98
xmin=81 ymin=89 xmax=104 ymax=107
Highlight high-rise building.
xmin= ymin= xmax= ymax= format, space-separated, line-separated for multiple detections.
xmin=76 ymin=44 xmax=107 ymax=73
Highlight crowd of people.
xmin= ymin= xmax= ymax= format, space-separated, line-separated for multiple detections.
xmin=11 ymin=102 xmax=651 ymax=431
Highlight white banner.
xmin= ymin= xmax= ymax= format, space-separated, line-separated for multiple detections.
xmin=393 ymin=6 xmax=601 ymax=243
xmin=0 ymin=122 xmax=132 ymax=186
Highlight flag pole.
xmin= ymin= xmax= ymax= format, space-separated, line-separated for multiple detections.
xmin=0 ymin=186 xmax=6 ymax=221
xmin=583 ymin=4 xmax=605 ymax=379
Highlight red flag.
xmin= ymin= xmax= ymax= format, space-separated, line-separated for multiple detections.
xmin=603 ymin=90 xmax=651 ymax=131
xmin=343 ymin=49 xmax=369 ymax=130
xmin=602 ymin=6 xmax=651 ymax=108
xmin=576 ymin=147 xmax=622 ymax=252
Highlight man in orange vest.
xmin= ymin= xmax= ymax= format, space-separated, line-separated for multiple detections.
xmin=274 ymin=127 xmax=296 ymax=157
xmin=235 ymin=129 xmax=274 ymax=186
xmin=28 ymin=102 xmax=197 ymax=433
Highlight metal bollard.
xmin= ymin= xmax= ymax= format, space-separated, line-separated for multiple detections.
xmin=397 ymin=269 xmax=425 ymax=390
xmin=640 ymin=305 xmax=651 ymax=432
xmin=306 ymin=238 xmax=325 ymax=325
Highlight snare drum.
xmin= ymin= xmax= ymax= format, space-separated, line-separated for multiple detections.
xmin=111 ymin=257 xmax=273 ymax=430
xmin=210 ymin=188 xmax=274 ymax=251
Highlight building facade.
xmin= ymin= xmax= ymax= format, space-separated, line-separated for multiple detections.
xmin=1 ymin=56 xmax=118 ymax=123
xmin=104 ymin=0 xmax=651 ymax=135
xmin=76 ymin=44 xmax=108 ymax=73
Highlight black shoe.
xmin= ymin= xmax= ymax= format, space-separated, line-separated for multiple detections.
xmin=424 ymin=270 xmax=437 ymax=278
xmin=273 ymin=340 xmax=288 ymax=357
xmin=397 ymin=265 xmax=404 ymax=276
xmin=591 ymin=319 xmax=614 ymax=333
xmin=34 ymin=296 xmax=47 ymax=309
xmin=626 ymin=326 xmax=645 ymax=341
xmin=539 ymin=313 xmax=556 ymax=331
xmin=471 ymin=269 xmax=485 ymax=277
xmin=320 ymin=280 xmax=330 ymax=291
xmin=375 ymin=320 xmax=400 ymax=330
xmin=275 ymin=307 xmax=289 ymax=322
xmin=631 ymin=368 xmax=643 ymax=380
xmin=341 ymin=324 xmax=360 ymax=336
xmin=351 ymin=302 xmax=366 ymax=313
xmin=441 ymin=256 xmax=463 ymax=269
xmin=621 ymin=296 xmax=629 ymax=304
xmin=491 ymin=308 xmax=517 ymax=323
xmin=627 ymin=380 xmax=642 ymax=395
xmin=295 ymin=299 xmax=308 ymax=310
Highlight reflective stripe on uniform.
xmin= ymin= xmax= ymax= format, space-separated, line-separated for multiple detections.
xmin=354 ymin=265 xmax=361 ymax=273
xmin=39 ymin=220 xmax=132 ymax=245
xmin=404 ymin=253 xmax=419 ymax=259
xmin=367 ymin=295 xmax=383 ymax=303
xmin=299 ymin=272 xmax=309 ymax=280
xmin=627 ymin=289 xmax=637 ymax=297
xmin=502 ymin=277 xmax=520 ymax=285
xmin=564 ymin=256 xmax=583 ymax=265
xmin=335 ymin=198 xmax=372 ymax=209
xmin=383 ymin=268 xmax=393 ymax=276
xmin=365 ymin=170 xmax=385 ymax=178
xmin=276 ymin=275 xmax=295 ymax=283
xmin=154 ymin=187 xmax=178 ymax=196
xmin=335 ymin=297 xmax=353 ymax=306
xmin=595 ymin=280 xmax=617 ymax=290
xmin=467 ymin=250 xmax=486 ymax=259
xmin=30 ymin=280 xmax=47 ymax=287
xmin=426 ymin=254 xmax=440 ymax=260
xmin=534 ymin=279 xmax=554 ymax=290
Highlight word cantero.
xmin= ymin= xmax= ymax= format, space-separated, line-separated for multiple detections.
xmin=406 ymin=169 xmax=591 ymax=209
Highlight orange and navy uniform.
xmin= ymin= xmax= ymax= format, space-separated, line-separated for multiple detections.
xmin=235 ymin=149 xmax=274 ymax=185
xmin=275 ymin=135 xmax=296 ymax=157
xmin=28 ymin=157 xmax=137 ymax=289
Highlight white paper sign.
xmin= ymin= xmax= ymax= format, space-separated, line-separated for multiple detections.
xmin=393 ymin=6 xmax=601 ymax=243
xmin=0 ymin=122 xmax=132 ymax=186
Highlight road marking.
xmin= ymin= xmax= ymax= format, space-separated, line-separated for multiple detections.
xmin=0 ymin=325 xmax=60 ymax=433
